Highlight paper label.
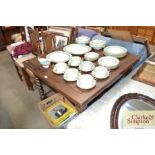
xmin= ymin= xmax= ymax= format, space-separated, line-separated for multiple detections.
xmin=123 ymin=111 xmax=155 ymax=129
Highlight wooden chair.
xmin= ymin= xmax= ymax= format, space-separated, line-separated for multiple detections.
xmin=7 ymin=44 xmax=36 ymax=90
xmin=41 ymin=32 xmax=55 ymax=54
xmin=13 ymin=29 xmax=54 ymax=90
xmin=29 ymin=28 xmax=42 ymax=56
xmin=7 ymin=28 xmax=51 ymax=91
xmin=132 ymin=35 xmax=151 ymax=56
xmin=104 ymin=29 xmax=134 ymax=42
xmin=6 ymin=27 xmax=41 ymax=90
xmin=22 ymin=31 xmax=55 ymax=90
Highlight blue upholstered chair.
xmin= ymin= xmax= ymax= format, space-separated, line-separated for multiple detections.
xmin=75 ymin=27 xmax=98 ymax=39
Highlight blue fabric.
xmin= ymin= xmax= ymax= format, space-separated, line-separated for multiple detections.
xmin=77 ymin=28 xmax=98 ymax=38
xmin=92 ymin=35 xmax=148 ymax=68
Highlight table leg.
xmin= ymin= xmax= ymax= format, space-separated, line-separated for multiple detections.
xmin=76 ymin=104 xmax=88 ymax=112
xmin=35 ymin=77 xmax=46 ymax=100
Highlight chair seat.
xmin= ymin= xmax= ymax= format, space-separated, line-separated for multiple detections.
xmin=8 ymin=41 xmax=25 ymax=55
xmin=14 ymin=53 xmax=36 ymax=68
xmin=9 ymin=41 xmax=36 ymax=68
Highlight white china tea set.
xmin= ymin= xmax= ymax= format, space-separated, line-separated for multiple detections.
xmin=38 ymin=36 xmax=127 ymax=90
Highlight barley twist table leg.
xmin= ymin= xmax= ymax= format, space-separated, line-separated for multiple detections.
xmin=35 ymin=77 xmax=46 ymax=100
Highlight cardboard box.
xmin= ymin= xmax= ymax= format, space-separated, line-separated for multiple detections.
xmin=38 ymin=93 xmax=77 ymax=128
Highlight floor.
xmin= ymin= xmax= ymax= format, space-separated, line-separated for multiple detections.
xmin=0 ymin=50 xmax=50 ymax=128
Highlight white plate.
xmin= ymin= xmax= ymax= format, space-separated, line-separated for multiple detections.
xmin=63 ymin=68 xmax=80 ymax=82
xmin=63 ymin=44 xmax=91 ymax=55
xmin=103 ymin=46 xmax=127 ymax=58
xmin=79 ymin=61 xmax=95 ymax=72
xmin=76 ymin=74 xmax=96 ymax=89
xmin=68 ymin=56 xmax=82 ymax=67
xmin=84 ymin=52 xmax=99 ymax=61
xmin=76 ymin=35 xmax=90 ymax=44
xmin=91 ymin=66 xmax=110 ymax=79
xmin=98 ymin=56 xmax=119 ymax=69
xmin=46 ymin=51 xmax=72 ymax=63
xmin=53 ymin=62 xmax=68 ymax=74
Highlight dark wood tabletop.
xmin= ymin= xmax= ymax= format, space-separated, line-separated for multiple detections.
xmin=23 ymin=49 xmax=139 ymax=111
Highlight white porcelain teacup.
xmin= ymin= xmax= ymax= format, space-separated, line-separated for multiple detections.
xmin=84 ymin=52 xmax=99 ymax=61
xmin=68 ymin=56 xmax=82 ymax=67
xmin=64 ymin=68 xmax=80 ymax=81
xmin=79 ymin=61 xmax=95 ymax=72
xmin=53 ymin=62 xmax=68 ymax=74
xmin=38 ymin=58 xmax=51 ymax=68
xmin=92 ymin=66 xmax=110 ymax=79
xmin=77 ymin=74 xmax=96 ymax=89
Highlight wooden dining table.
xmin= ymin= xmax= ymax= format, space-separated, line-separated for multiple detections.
xmin=23 ymin=48 xmax=139 ymax=112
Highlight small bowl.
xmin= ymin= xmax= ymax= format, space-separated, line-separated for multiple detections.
xmin=79 ymin=61 xmax=95 ymax=72
xmin=91 ymin=66 xmax=110 ymax=79
xmin=53 ymin=62 xmax=68 ymax=74
xmin=38 ymin=58 xmax=51 ymax=68
xmin=68 ymin=56 xmax=82 ymax=67
xmin=84 ymin=52 xmax=99 ymax=61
